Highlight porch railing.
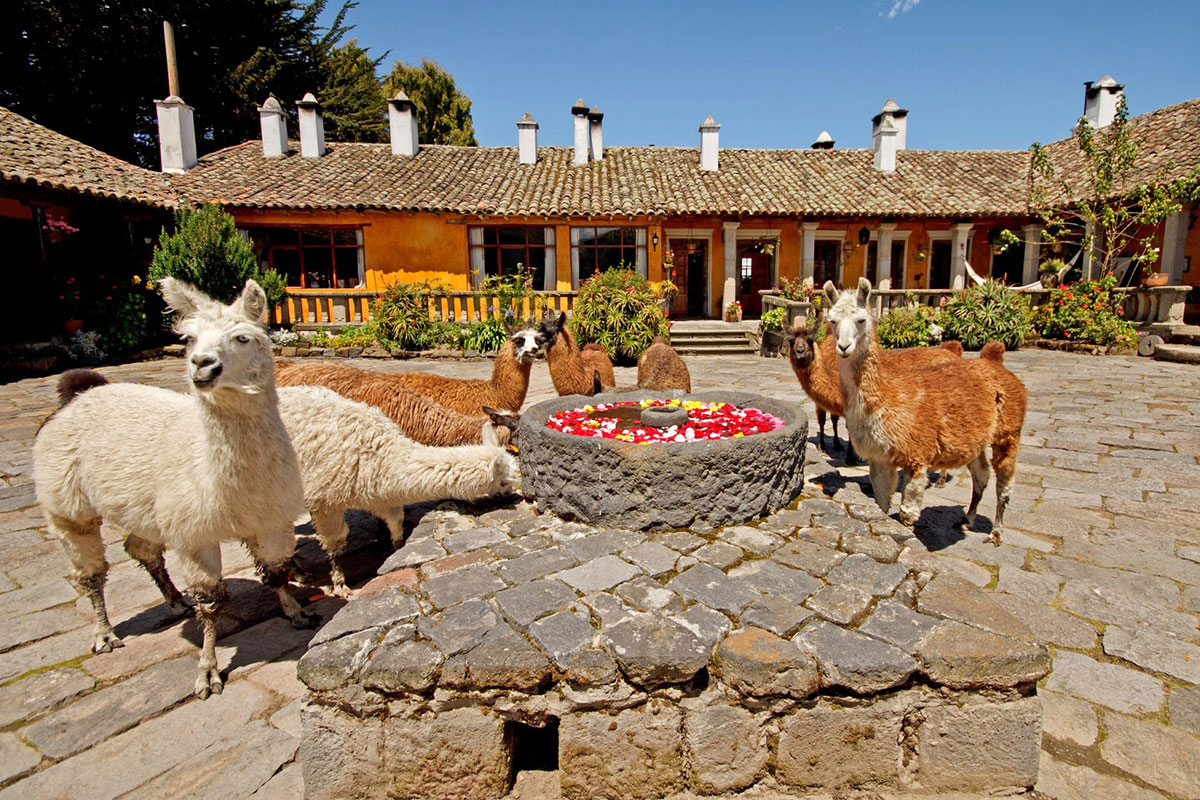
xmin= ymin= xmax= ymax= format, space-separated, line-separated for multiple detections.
xmin=761 ymin=285 xmax=1188 ymax=327
xmin=276 ymin=288 xmax=578 ymax=329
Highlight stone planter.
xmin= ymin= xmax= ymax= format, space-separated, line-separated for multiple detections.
xmin=517 ymin=390 xmax=808 ymax=532
xmin=760 ymin=328 xmax=786 ymax=357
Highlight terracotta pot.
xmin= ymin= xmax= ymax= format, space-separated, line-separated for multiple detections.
xmin=63 ymin=319 xmax=83 ymax=335
xmin=1142 ymin=273 xmax=1169 ymax=287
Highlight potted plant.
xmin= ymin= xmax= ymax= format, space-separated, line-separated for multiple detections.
xmin=59 ymin=275 xmax=84 ymax=333
xmin=724 ymin=300 xmax=743 ymax=322
xmin=759 ymin=306 xmax=787 ymax=356
xmin=1039 ymin=259 xmax=1068 ymax=288
xmin=1142 ymin=270 xmax=1169 ymax=287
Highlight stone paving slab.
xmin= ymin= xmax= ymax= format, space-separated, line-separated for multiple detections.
xmin=0 ymin=351 xmax=1195 ymax=797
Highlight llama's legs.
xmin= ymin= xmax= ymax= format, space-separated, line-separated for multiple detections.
xmin=965 ymin=453 xmax=992 ymax=528
xmin=176 ymin=546 xmax=226 ymax=699
xmin=53 ymin=514 xmax=121 ymax=653
xmin=869 ymin=463 xmax=899 ymax=514
xmin=124 ymin=534 xmax=188 ymax=615
xmin=899 ymin=469 xmax=926 ymax=526
xmin=248 ymin=527 xmax=320 ymax=628
xmin=816 ymin=408 xmax=827 ymax=452
xmin=831 ymin=414 xmax=842 ymax=450
xmin=310 ymin=504 xmax=352 ymax=599
xmin=990 ymin=440 xmax=1020 ymax=546
xmin=845 ymin=437 xmax=859 ymax=466
xmin=384 ymin=507 xmax=406 ymax=549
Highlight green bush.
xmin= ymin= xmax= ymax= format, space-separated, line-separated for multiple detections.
xmin=310 ymin=325 xmax=376 ymax=349
xmin=760 ymin=306 xmax=787 ymax=333
xmin=875 ymin=302 xmax=942 ymax=348
xmin=91 ymin=274 xmax=158 ymax=355
xmin=567 ymin=267 xmax=669 ymax=361
xmin=150 ymin=204 xmax=259 ymax=304
xmin=371 ymin=280 xmax=448 ymax=350
xmin=257 ymin=268 xmax=287 ymax=325
xmin=1031 ymin=275 xmax=1136 ymax=348
xmin=457 ymin=318 xmax=509 ymax=353
xmin=939 ymin=281 xmax=1032 ymax=350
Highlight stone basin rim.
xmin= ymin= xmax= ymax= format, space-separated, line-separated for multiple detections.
xmin=521 ymin=389 xmax=805 ymax=450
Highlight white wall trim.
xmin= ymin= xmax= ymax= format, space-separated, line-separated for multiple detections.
xmin=926 ymin=230 xmax=952 ymax=241
xmin=813 ymin=229 xmax=847 ymax=241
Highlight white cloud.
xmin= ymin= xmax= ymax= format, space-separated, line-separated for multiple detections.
xmin=885 ymin=0 xmax=920 ymax=18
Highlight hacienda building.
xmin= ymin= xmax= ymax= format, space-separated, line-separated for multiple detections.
xmin=2 ymin=77 xmax=1199 ymax=332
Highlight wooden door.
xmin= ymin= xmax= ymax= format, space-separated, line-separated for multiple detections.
xmin=669 ymin=246 xmax=688 ymax=316
xmin=930 ymin=240 xmax=952 ymax=288
xmin=738 ymin=250 xmax=771 ymax=317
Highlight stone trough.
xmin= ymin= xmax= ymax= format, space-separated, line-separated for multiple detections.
xmin=298 ymin=494 xmax=1049 ymax=799
xmin=517 ymin=390 xmax=809 ymax=532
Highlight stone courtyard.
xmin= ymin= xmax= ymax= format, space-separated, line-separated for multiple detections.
xmin=0 ymin=350 xmax=1197 ymax=797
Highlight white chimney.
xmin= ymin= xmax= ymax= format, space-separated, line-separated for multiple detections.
xmin=388 ymin=90 xmax=420 ymax=157
xmin=571 ymin=98 xmax=589 ymax=166
xmin=588 ymin=107 xmax=604 ymax=161
xmin=1083 ymin=75 xmax=1124 ymax=128
xmin=258 ymin=96 xmax=288 ymax=158
xmin=154 ymin=95 xmax=197 ymax=173
xmin=517 ymin=112 xmax=538 ymax=165
xmin=811 ymin=130 xmax=834 ymax=149
xmin=699 ymin=115 xmax=720 ymax=172
xmin=296 ymin=92 xmax=325 ymax=158
xmin=873 ymin=114 xmax=899 ymax=173
xmin=872 ymin=99 xmax=907 ymax=150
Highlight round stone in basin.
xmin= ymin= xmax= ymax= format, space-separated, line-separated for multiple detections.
xmin=518 ymin=390 xmax=808 ymax=531
xmin=641 ymin=404 xmax=687 ymax=427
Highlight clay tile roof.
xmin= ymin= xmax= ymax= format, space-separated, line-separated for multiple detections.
xmin=0 ymin=106 xmax=177 ymax=207
xmin=1041 ymin=97 xmax=1200 ymax=202
xmin=175 ymin=141 xmax=1034 ymax=218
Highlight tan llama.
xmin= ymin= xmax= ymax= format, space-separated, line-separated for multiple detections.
xmin=539 ymin=311 xmax=616 ymax=395
xmin=785 ymin=311 xmax=963 ymax=460
xmin=276 ymin=360 xmax=518 ymax=447
xmin=824 ymin=279 xmax=1026 ymax=544
xmin=637 ymin=337 xmax=691 ymax=392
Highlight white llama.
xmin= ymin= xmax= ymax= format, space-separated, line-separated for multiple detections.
xmin=277 ymin=385 xmax=519 ymax=596
xmin=33 ymin=279 xmax=310 ymax=699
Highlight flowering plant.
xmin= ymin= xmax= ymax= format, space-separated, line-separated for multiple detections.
xmin=547 ymin=399 xmax=783 ymax=444
xmin=776 ymin=277 xmax=820 ymax=306
xmin=58 ymin=275 xmax=83 ymax=318
xmin=1030 ymin=274 xmax=1136 ymax=348
xmin=724 ymin=300 xmax=743 ymax=322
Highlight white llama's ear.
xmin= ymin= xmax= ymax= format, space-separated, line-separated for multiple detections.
xmin=237 ymin=279 xmax=268 ymax=323
xmin=481 ymin=424 xmax=499 ymax=448
xmin=160 ymin=277 xmax=212 ymax=320
xmin=856 ymin=277 xmax=872 ymax=307
xmin=822 ymin=281 xmax=839 ymax=309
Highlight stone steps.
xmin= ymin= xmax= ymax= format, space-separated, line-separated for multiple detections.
xmin=671 ymin=329 xmax=757 ymax=356
xmin=1153 ymin=343 xmax=1200 ymax=364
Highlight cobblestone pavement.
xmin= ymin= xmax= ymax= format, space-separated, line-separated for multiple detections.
xmin=0 ymin=351 xmax=1197 ymax=797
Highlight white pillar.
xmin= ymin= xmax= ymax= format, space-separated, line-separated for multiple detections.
xmin=297 ymin=92 xmax=326 ymax=158
xmin=700 ymin=116 xmax=720 ymax=171
xmin=517 ymin=112 xmax=538 ymax=165
xmin=1162 ymin=211 xmax=1187 ymax=283
xmin=571 ymin=99 xmax=589 ymax=166
xmin=877 ymin=222 xmax=896 ymax=290
xmin=154 ymin=96 xmax=197 ymax=173
xmin=722 ymin=221 xmax=739 ymax=315
xmin=1082 ymin=220 xmax=1096 ymax=281
xmin=801 ymin=222 xmax=819 ymax=284
xmin=1021 ymin=224 xmax=1042 ymax=285
xmin=388 ymin=91 xmax=419 ymax=157
xmin=950 ymin=223 xmax=973 ymax=289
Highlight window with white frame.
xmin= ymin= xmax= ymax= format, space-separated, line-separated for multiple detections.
xmin=570 ymin=226 xmax=647 ymax=285
xmin=468 ymin=226 xmax=556 ymax=290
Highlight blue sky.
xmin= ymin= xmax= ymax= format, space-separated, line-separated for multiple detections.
xmin=323 ymin=0 xmax=1200 ymax=151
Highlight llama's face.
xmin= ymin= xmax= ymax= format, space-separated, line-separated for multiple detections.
xmin=164 ymin=279 xmax=273 ymax=396
xmin=536 ymin=311 xmax=567 ymax=349
xmin=785 ymin=318 xmax=819 ymax=368
xmin=509 ymin=327 xmax=547 ymax=364
xmin=489 ymin=451 xmax=520 ymax=496
xmin=824 ymin=278 xmax=873 ymax=360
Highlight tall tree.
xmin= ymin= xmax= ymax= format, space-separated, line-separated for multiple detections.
xmin=319 ymin=39 xmax=387 ymax=142
xmin=0 ymin=0 xmax=355 ymax=167
xmin=382 ymin=58 xmax=477 ymax=146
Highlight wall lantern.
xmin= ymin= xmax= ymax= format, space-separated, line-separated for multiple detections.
xmin=651 ymin=232 xmax=659 ymax=250
xmin=842 ymin=240 xmax=857 ymax=258
xmin=858 ymin=226 xmax=871 ymax=245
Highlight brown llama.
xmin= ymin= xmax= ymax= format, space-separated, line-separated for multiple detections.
xmin=538 ymin=311 xmax=616 ymax=395
xmin=785 ymin=312 xmax=963 ymax=461
xmin=279 ymin=326 xmax=545 ymax=418
xmin=825 ymin=279 xmax=1026 ymax=544
xmin=275 ymin=361 xmax=520 ymax=447
xmin=637 ymin=337 xmax=691 ymax=392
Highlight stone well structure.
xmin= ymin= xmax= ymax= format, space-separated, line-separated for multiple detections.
xmin=298 ymin=495 xmax=1049 ymax=799
xmin=517 ymin=390 xmax=808 ymax=531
